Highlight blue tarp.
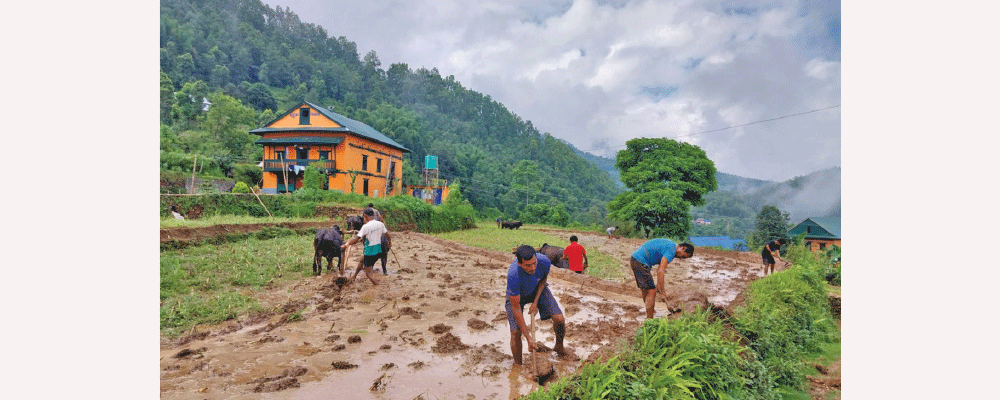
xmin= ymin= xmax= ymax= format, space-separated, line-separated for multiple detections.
xmin=687 ymin=236 xmax=749 ymax=251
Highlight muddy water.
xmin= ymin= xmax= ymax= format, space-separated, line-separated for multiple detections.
xmin=161 ymin=231 xmax=758 ymax=400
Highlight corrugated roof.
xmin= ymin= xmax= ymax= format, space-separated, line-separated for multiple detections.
xmin=305 ymin=101 xmax=410 ymax=152
xmin=787 ymin=217 xmax=841 ymax=239
xmin=254 ymin=136 xmax=345 ymax=145
xmin=249 ymin=101 xmax=410 ymax=153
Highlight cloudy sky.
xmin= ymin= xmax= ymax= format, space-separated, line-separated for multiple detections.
xmin=267 ymin=0 xmax=840 ymax=182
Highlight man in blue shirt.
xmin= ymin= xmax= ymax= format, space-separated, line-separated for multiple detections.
xmin=505 ymin=245 xmax=567 ymax=365
xmin=630 ymin=239 xmax=695 ymax=319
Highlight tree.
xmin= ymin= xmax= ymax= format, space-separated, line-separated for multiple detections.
xmin=204 ymin=92 xmax=255 ymax=158
xmin=749 ymin=205 xmax=790 ymax=249
xmin=160 ymin=72 xmax=176 ymax=124
xmin=169 ymin=80 xmax=210 ymax=130
xmin=607 ymin=138 xmax=717 ymax=238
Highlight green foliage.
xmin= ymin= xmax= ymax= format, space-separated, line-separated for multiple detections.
xmin=731 ymin=252 xmax=837 ymax=389
xmin=530 ymin=244 xmax=836 ymax=400
xmin=160 ymin=0 xmax=621 ymax=224
xmin=160 ymin=234 xmax=314 ymax=336
xmin=609 ymin=138 xmax=717 ymax=238
xmin=231 ymin=181 xmax=251 ymax=193
xmin=748 ymin=205 xmax=791 ymax=249
xmin=520 ymin=203 xmax=571 ymax=227
xmin=303 ymin=163 xmax=324 ymax=190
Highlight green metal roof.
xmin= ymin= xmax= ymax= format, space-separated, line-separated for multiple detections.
xmin=787 ymin=217 xmax=841 ymax=239
xmin=250 ymin=101 xmax=410 ymax=153
xmin=254 ymin=136 xmax=345 ymax=145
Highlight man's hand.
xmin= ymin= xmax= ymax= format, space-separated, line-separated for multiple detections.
xmin=528 ymin=303 xmax=538 ymax=316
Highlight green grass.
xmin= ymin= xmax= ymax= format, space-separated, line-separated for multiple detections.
xmin=431 ymin=222 xmax=626 ymax=281
xmin=160 ymin=214 xmax=328 ymax=228
xmin=160 ymin=234 xmax=316 ymax=337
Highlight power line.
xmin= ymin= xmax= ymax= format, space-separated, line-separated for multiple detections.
xmin=580 ymin=105 xmax=841 ymax=154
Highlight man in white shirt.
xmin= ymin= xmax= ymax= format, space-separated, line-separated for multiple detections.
xmin=341 ymin=208 xmax=387 ymax=286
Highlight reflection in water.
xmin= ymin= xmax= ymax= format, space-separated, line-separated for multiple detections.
xmin=508 ymin=364 xmax=523 ymax=399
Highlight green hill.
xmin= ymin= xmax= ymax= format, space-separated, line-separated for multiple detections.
xmin=159 ymin=0 xmax=620 ymax=224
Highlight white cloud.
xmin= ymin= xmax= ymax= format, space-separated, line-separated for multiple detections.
xmin=266 ymin=0 xmax=840 ymax=181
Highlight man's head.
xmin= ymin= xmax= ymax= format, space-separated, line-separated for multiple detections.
xmin=569 ymin=235 xmax=578 ymax=243
xmin=676 ymin=243 xmax=695 ymax=259
xmin=368 ymin=202 xmax=375 ymax=208
xmin=363 ymin=207 xmax=375 ymax=221
xmin=777 ymin=238 xmax=787 ymax=245
xmin=513 ymin=245 xmax=538 ymax=275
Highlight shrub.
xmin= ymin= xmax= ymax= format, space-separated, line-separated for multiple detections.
xmin=232 ymin=182 xmax=250 ymax=193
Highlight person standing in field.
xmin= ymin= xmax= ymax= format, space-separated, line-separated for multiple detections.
xmin=366 ymin=202 xmax=391 ymax=274
xmin=505 ymin=245 xmax=569 ymax=365
xmin=761 ymin=238 xmax=787 ymax=276
xmin=606 ymin=226 xmax=618 ymax=238
xmin=341 ymin=208 xmax=387 ymax=285
xmin=629 ymin=239 xmax=694 ymax=319
xmin=563 ymin=235 xmax=589 ymax=275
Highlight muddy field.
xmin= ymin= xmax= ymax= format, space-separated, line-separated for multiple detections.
xmin=159 ymin=225 xmax=833 ymax=399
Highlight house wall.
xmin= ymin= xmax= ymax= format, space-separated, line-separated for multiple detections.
xmin=329 ymin=135 xmax=403 ymax=197
xmin=804 ymin=238 xmax=841 ymax=252
xmin=268 ymin=108 xmax=342 ymax=128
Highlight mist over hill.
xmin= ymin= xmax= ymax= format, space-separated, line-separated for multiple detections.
xmin=579 ymin=150 xmax=840 ymax=236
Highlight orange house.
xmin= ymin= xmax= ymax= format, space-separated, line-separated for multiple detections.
xmin=250 ymin=101 xmax=410 ymax=195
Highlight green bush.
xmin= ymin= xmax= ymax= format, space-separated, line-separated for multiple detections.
xmin=232 ymin=182 xmax=250 ymax=193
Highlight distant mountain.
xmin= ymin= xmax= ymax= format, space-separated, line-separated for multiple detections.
xmin=716 ymin=172 xmax=773 ymax=194
xmin=746 ymin=166 xmax=841 ymax=223
xmin=570 ymin=147 xmax=622 ymax=188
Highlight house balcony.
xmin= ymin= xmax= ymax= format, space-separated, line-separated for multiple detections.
xmin=262 ymin=159 xmax=336 ymax=172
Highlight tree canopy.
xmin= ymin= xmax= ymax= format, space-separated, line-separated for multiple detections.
xmin=159 ymin=0 xmax=621 ymax=223
xmin=608 ymin=138 xmax=717 ymax=238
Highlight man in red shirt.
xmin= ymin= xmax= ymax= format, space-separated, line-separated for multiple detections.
xmin=564 ymin=235 xmax=589 ymax=274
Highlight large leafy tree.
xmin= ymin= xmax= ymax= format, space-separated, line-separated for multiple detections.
xmin=749 ymin=205 xmax=790 ymax=248
xmin=607 ymin=138 xmax=717 ymax=238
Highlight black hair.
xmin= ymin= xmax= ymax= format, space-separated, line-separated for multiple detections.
xmin=513 ymin=245 xmax=537 ymax=263
xmin=569 ymin=235 xmax=578 ymax=242
xmin=679 ymin=243 xmax=695 ymax=256
xmin=777 ymin=238 xmax=787 ymax=245
xmin=363 ymin=208 xmax=374 ymax=216
xmin=367 ymin=202 xmax=374 ymax=207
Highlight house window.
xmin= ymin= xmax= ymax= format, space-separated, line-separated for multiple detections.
xmin=275 ymin=150 xmax=286 ymax=160
xmin=319 ymin=151 xmax=330 ymax=160
xmin=376 ymin=158 xmax=382 ymax=173
xmin=819 ymin=243 xmax=827 ymax=250
xmin=363 ymin=178 xmax=369 ymax=196
xmin=806 ymin=226 xmax=812 ymax=234
xmin=296 ymin=147 xmax=308 ymax=160
xmin=362 ymin=155 xmax=368 ymax=171
xmin=299 ymin=108 xmax=311 ymax=125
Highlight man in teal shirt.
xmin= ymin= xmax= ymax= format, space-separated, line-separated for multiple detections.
xmin=630 ymin=239 xmax=695 ymax=319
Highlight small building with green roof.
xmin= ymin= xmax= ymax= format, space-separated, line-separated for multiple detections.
xmin=787 ymin=217 xmax=841 ymax=251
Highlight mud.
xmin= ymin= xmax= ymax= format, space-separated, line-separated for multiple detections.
xmin=160 ymin=227 xmax=798 ymax=400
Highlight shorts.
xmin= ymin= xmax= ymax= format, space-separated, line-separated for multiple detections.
xmin=505 ymin=286 xmax=562 ymax=332
xmin=363 ymin=254 xmax=381 ymax=268
xmin=761 ymin=253 xmax=775 ymax=264
xmin=630 ymin=256 xmax=655 ymax=290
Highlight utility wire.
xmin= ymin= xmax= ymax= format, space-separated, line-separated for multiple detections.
xmin=579 ymin=105 xmax=841 ymax=154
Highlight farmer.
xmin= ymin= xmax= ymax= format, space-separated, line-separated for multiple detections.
xmin=341 ymin=208 xmax=387 ymax=285
xmin=761 ymin=238 xmax=787 ymax=276
xmin=630 ymin=239 xmax=695 ymax=319
xmin=563 ymin=235 xmax=589 ymax=275
xmin=606 ymin=226 xmax=618 ymax=238
xmin=366 ymin=202 xmax=391 ymax=274
xmin=496 ymin=216 xmax=502 ymax=228
xmin=505 ymin=245 xmax=568 ymax=365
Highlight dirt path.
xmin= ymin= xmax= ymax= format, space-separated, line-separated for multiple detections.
xmin=159 ymin=228 xmax=794 ymax=399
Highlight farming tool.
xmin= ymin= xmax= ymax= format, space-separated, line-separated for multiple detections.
xmin=526 ymin=309 xmax=555 ymax=384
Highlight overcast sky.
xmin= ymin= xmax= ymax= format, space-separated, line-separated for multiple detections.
xmin=266 ymin=0 xmax=840 ymax=182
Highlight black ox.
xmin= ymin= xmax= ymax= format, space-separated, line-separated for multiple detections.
xmin=313 ymin=225 xmax=345 ymax=275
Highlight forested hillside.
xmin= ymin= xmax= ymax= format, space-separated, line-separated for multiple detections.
xmin=159 ymin=0 xmax=620 ymax=225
